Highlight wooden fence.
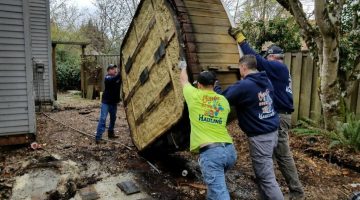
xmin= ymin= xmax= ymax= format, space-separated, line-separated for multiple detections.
xmin=81 ymin=55 xmax=120 ymax=99
xmin=285 ymin=52 xmax=360 ymax=124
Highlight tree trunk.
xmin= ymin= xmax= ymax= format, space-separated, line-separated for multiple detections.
xmin=319 ymin=37 xmax=342 ymax=130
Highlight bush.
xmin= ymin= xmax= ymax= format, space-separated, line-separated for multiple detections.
xmin=56 ymin=50 xmax=81 ymax=91
xmin=293 ymin=113 xmax=360 ymax=152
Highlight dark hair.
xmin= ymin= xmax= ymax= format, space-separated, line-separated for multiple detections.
xmin=239 ymin=55 xmax=257 ymax=70
xmin=197 ymin=71 xmax=216 ymax=86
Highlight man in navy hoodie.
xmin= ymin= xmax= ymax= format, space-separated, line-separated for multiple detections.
xmin=215 ymin=55 xmax=283 ymax=200
xmin=229 ymin=27 xmax=304 ymax=200
xmin=95 ymin=64 xmax=121 ymax=144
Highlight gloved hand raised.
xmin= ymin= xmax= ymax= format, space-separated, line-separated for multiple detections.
xmin=228 ymin=27 xmax=246 ymax=44
xmin=178 ymin=58 xmax=187 ymax=70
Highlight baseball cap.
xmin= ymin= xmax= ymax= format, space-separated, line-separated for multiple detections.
xmin=264 ymin=45 xmax=284 ymax=58
xmin=197 ymin=71 xmax=216 ymax=86
xmin=107 ymin=64 xmax=117 ymax=71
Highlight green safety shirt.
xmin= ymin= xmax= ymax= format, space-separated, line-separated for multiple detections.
xmin=183 ymin=83 xmax=233 ymax=153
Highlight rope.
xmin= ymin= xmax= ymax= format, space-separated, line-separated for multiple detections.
xmin=41 ymin=112 xmax=133 ymax=150
xmin=233 ymin=0 xmax=240 ymax=23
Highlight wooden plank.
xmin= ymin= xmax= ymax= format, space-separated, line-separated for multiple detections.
xmin=0 ymin=77 xmax=26 ymax=83
xmin=0 ymin=18 xmax=23 ymax=25
xmin=0 ymin=95 xmax=27 ymax=102
xmin=0 ymin=44 xmax=25 ymax=51
xmin=0 ymin=89 xmax=27 ymax=96
xmin=0 ymin=83 xmax=26 ymax=90
xmin=284 ymin=52 xmax=292 ymax=71
xmin=0 ymin=101 xmax=27 ymax=109
xmin=196 ymin=43 xmax=238 ymax=53
xmin=0 ymin=71 xmax=26 ymax=77
xmin=189 ymin=16 xmax=230 ymax=26
xmin=186 ymin=8 xmax=228 ymax=19
xmin=0 ymin=126 xmax=29 ymax=135
xmin=183 ymin=1 xmax=224 ymax=11
xmin=0 ymin=51 xmax=25 ymax=58
xmin=0 ymin=107 xmax=27 ymax=115
xmin=0 ymin=64 xmax=25 ymax=71
xmin=0 ymin=24 xmax=23 ymax=32
xmin=0 ymin=120 xmax=28 ymax=128
xmin=310 ymin=63 xmax=321 ymax=120
xmin=0 ymin=58 xmax=25 ymax=64
xmin=192 ymin=33 xmax=234 ymax=44
xmin=196 ymin=53 xmax=239 ymax=64
xmin=0 ymin=113 xmax=28 ymax=121
xmin=0 ymin=0 xmax=22 ymax=6
xmin=0 ymin=5 xmax=23 ymax=13
xmin=0 ymin=11 xmax=22 ymax=19
xmin=291 ymin=53 xmax=302 ymax=124
xmin=184 ymin=0 xmax=222 ymax=5
xmin=183 ymin=24 xmax=228 ymax=35
xmin=0 ymin=38 xmax=24 ymax=45
xmin=298 ymin=55 xmax=313 ymax=119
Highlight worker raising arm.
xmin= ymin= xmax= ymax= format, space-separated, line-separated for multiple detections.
xmin=179 ymin=60 xmax=237 ymax=200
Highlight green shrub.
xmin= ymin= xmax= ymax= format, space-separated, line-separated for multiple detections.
xmin=293 ymin=113 xmax=360 ymax=152
xmin=331 ymin=113 xmax=360 ymax=151
xmin=56 ymin=50 xmax=81 ymax=91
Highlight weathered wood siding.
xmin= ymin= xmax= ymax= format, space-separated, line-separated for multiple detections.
xmin=29 ymin=0 xmax=53 ymax=102
xmin=0 ymin=0 xmax=36 ymax=135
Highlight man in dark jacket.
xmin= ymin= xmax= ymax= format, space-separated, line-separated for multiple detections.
xmin=215 ymin=55 xmax=283 ymax=200
xmin=95 ymin=64 xmax=121 ymax=144
xmin=229 ymin=27 xmax=304 ymax=200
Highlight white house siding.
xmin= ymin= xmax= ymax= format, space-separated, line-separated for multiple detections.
xmin=0 ymin=0 xmax=35 ymax=135
xmin=29 ymin=0 xmax=53 ymax=102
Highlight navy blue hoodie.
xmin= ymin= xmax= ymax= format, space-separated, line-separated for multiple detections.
xmin=102 ymin=73 xmax=121 ymax=105
xmin=215 ymin=72 xmax=279 ymax=137
xmin=240 ymin=42 xmax=294 ymax=113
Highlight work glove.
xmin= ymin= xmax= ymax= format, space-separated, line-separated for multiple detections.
xmin=178 ymin=58 xmax=187 ymax=70
xmin=228 ymin=27 xmax=246 ymax=44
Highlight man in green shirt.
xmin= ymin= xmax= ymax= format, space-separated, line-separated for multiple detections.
xmin=179 ymin=60 xmax=237 ymax=200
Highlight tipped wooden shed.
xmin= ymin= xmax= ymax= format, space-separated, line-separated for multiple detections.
xmin=120 ymin=0 xmax=241 ymax=152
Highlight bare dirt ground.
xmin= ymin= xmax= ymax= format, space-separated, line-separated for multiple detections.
xmin=1 ymin=92 xmax=360 ymax=200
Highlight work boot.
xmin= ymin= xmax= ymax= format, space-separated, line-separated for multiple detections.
xmin=108 ymin=130 xmax=118 ymax=139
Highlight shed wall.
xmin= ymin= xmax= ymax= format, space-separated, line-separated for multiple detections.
xmin=0 ymin=0 xmax=36 ymax=136
xmin=29 ymin=0 xmax=53 ymax=102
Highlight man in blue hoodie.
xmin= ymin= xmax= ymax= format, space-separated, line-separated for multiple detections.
xmin=228 ymin=27 xmax=304 ymax=200
xmin=95 ymin=64 xmax=121 ymax=144
xmin=215 ymin=55 xmax=283 ymax=200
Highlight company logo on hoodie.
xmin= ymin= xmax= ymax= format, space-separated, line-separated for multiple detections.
xmin=258 ymin=89 xmax=275 ymax=119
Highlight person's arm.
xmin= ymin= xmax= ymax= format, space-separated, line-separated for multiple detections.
xmin=239 ymin=42 xmax=269 ymax=72
xmin=180 ymin=68 xmax=189 ymax=87
xmin=220 ymin=82 xmax=243 ymax=106
xmin=105 ymin=72 xmax=121 ymax=83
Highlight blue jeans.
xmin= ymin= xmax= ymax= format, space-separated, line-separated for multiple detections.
xmin=199 ymin=143 xmax=237 ymax=200
xmin=95 ymin=103 xmax=117 ymax=140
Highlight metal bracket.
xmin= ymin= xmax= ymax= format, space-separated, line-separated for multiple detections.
xmin=139 ymin=67 xmax=149 ymax=85
xmin=125 ymin=57 xmax=133 ymax=74
xmin=154 ymin=41 xmax=166 ymax=64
